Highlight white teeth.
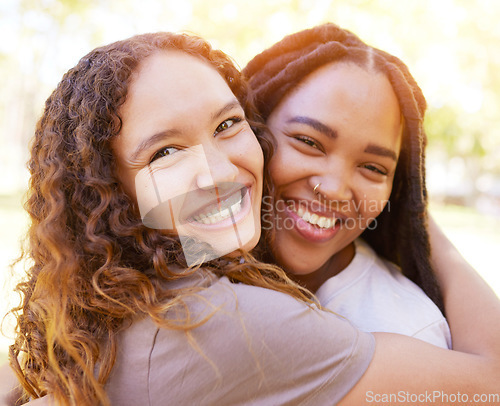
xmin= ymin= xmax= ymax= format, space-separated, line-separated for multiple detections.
xmin=230 ymin=200 xmax=241 ymax=214
xmin=302 ymin=211 xmax=311 ymax=222
xmin=193 ymin=190 xmax=244 ymax=225
xmin=290 ymin=205 xmax=337 ymax=229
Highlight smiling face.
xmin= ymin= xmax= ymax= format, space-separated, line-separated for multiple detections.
xmin=112 ymin=50 xmax=264 ymax=264
xmin=267 ymin=62 xmax=402 ymax=289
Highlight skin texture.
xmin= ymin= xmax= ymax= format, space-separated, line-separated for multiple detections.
xmin=267 ymin=62 xmax=402 ymax=291
xmin=112 ymin=50 xmax=264 ymax=257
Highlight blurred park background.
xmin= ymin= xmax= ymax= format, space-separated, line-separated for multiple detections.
xmin=1 ymin=0 xmax=499 ymax=363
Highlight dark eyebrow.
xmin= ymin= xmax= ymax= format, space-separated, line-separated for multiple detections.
xmin=129 ymin=99 xmax=242 ymax=162
xmin=211 ymin=99 xmax=242 ymax=121
xmin=364 ymin=143 xmax=398 ymax=161
xmin=286 ymin=116 xmax=338 ymax=139
xmin=130 ymin=129 xmax=180 ymax=162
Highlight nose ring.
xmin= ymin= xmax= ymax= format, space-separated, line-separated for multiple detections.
xmin=313 ymin=183 xmax=321 ymax=195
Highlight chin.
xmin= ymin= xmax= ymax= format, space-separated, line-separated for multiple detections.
xmin=219 ymin=216 xmax=262 ymax=258
xmin=240 ymin=216 xmax=262 ymax=252
xmin=283 ymin=262 xmax=319 ymax=276
xmin=272 ymin=252 xmax=304 ymax=275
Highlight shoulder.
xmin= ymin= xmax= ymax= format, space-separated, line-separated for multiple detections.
xmin=372 ymin=255 xmax=452 ymax=348
xmin=189 ymin=276 xmax=372 ymax=357
xmin=155 ymin=277 xmax=375 ymax=404
xmin=109 ymin=276 xmax=375 ymax=405
xmin=105 ymin=316 xmax=159 ymax=405
xmin=318 ymin=241 xmax=451 ymax=348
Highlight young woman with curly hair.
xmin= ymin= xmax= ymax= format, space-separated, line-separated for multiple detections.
xmin=1 ymin=30 xmax=373 ymax=406
xmin=1 ymin=29 xmax=500 ymax=406
xmin=243 ymin=23 xmax=452 ymax=347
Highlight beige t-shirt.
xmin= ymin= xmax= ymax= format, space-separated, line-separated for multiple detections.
xmin=316 ymin=239 xmax=452 ymax=349
xmin=105 ymin=273 xmax=375 ymax=405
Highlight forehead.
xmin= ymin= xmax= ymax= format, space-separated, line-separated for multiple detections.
xmin=132 ymin=49 xmax=227 ymax=89
xmin=124 ymin=49 xmax=233 ymax=113
xmin=113 ymin=50 xmax=239 ymax=161
xmin=277 ymin=62 xmax=401 ymax=127
xmin=116 ymin=50 xmax=237 ymax=145
xmin=270 ymin=61 xmax=403 ymax=151
xmin=136 ymin=50 xmax=231 ymax=99
xmin=288 ymin=62 xmax=398 ymax=112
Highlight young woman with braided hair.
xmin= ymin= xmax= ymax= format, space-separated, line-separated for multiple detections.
xmin=244 ymin=23 xmax=452 ymax=347
xmin=1 ymin=28 xmax=500 ymax=406
xmin=242 ymin=22 xmax=500 ymax=401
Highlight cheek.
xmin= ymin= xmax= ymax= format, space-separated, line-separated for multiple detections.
xmin=245 ymin=137 xmax=265 ymax=178
xmin=253 ymin=139 xmax=265 ymax=173
xmin=268 ymin=157 xmax=280 ymax=186
xmin=358 ymin=181 xmax=393 ymax=219
xmin=230 ymin=132 xmax=264 ymax=180
xmin=268 ymin=140 xmax=291 ymax=187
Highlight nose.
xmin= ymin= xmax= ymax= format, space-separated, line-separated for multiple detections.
xmin=313 ymin=163 xmax=353 ymax=203
xmin=196 ymin=142 xmax=238 ymax=189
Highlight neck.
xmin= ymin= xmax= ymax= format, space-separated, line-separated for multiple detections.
xmin=290 ymin=242 xmax=356 ymax=293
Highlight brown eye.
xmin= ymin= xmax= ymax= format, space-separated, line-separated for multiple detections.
xmin=214 ymin=117 xmax=242 ymax=135
xmin=362 ymin=164 xmax=387 ymax=176
xmin=150 ymin=146 xmax=179 ymax=163
xmin=295 ymin=135 xmax=321 ymax=150
xmin=300 ymin=137 xmax=317 ymax=148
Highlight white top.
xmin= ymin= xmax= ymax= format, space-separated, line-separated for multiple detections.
xmin=315 ymin=239 xmax=452 ymax=349
xmin=105 ymin=272 xmax=375 ymax=405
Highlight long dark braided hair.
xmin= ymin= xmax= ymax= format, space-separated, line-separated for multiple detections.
xmin=244 ymin=23 xmax=444 ymax=312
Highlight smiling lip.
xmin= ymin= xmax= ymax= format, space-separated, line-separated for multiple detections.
xmin=182 ymin=185 xmax=252 ymax=230
xmin=191 ymin=186 xmax=245 ymax=218
xmin=282 ymin=199 xmax=344 ymax=243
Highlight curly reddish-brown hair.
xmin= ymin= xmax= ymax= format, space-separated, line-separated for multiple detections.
xmin=10 ymin=32 xmax=314 ymax=406
xmin=244 ymin=23 xmax=444 ymax=312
